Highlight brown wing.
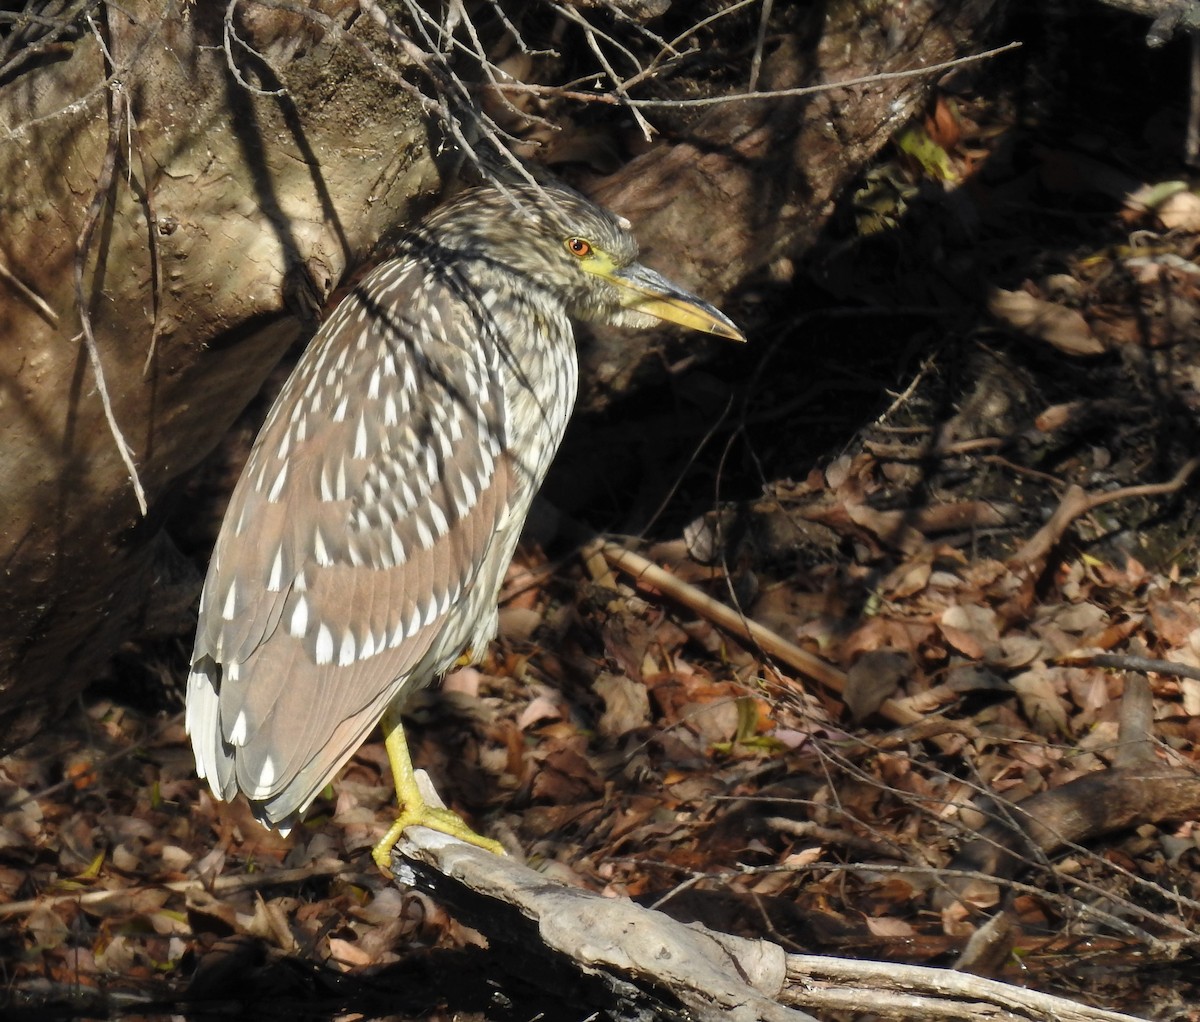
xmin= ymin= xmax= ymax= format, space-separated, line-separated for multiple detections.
xmin=186 ymin=257 xmax=513 ymax=824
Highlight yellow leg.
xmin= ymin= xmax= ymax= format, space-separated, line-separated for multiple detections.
xmin=371 ymin=705 xmax=505 ymax=870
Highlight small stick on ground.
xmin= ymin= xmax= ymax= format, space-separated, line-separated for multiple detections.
xmin=1060 ymin=651 xmax=1200 ymax=685
xmin=0 ymin=861 xmax=358 ymax=919
xmin=1009 ymin=458 xmax=1198 ymax=572
xmin=596 ymin=540 xmax=945 ymax=738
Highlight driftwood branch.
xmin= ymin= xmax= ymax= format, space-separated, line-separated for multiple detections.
xmin=390 ymin=813 xmax=1153 ymax=1022
xmin=1093 ymin=0 xmax=1200 ymax=44
xmin=392 ymin=818 xmax=809 ymax=1022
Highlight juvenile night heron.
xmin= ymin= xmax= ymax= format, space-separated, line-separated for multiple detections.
xmin=186 ymin=182 xmax=745 ymax=867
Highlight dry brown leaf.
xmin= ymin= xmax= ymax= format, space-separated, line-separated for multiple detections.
xmin=883 ymin=556 xmax=933 ymax=599
xmin=1048 ymin=602 xmax=1108 ymax=635
xmin=595 ymin=672 xmax=651 ymax=739
xmin=442 ymin=665 xmax=484 ymax=696
xmin=825 ymin=454 xmax=853 ymax=490
xmin=530 ymin=739 xmax=604 ymax=804
xmin=988 ymin=287 xmax=1106 ymax=356
xmin=498 ymin=606 xmax=543 ymax=642
xmin=112 ymin=843 xmax=141 ymax=872
xmin=677 ymin=698 xmax=740 ymax=744
xmin=942 ymin=604 xmax=1000 ymax=650
xmin=194 ymin=846 xmax=227 ymax=886
xmin=781 ymin=847 xmax=824 ymax=868
xmin=245 ymin=893 xmax=298 ymax=951
xmin=1150 ymin=598 xmax=1200 ymax=646
xmin=845 ymin=650 xmax=910 ymax=721
xmin=328 ymin=936 xmax=373 ymax=968
xmin=1 ymin=793 xmax=43 ymax=840
xmin=1011 ymin=666 xmax=1071 ymax=735
xmin=25 ymin=904 xmax=69 ymax=949
xmin=845 ymin=503 xmax=926 ymax=555
xmin=516 ymin=693 xmax=563 ymax=731
xmin=865 ymin=915 xmax=916 ymax=937
xmin=842 ymin=615 xmax=937 ymax=663
xmin=939 ymin=624 xmax=984 ymax=659
xmin=1182 ymin=678 xmax=1200 ymax=716
xmin=943 ymin=877 xmax=1001 ymax=915
xmin=1035 ymin=401 xmax=1082 ymax=432
xmin=1088 ymin=613 xmax=1143 ymax=651
xmin=186 ymin=887 xmax=240 ymax=934
xmin=992 ymin=635 xmax=1044 ymax=669
xmin=1065 ymin=668 xmax=1111 ymax=717
xmin=160 ymin=845 xmax=193 ymax=872
xmin=94 ymin=933 xmax=139 ymax=974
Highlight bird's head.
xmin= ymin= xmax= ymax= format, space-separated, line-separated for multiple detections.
xmin=422 ymin=184 xmax=746 ymax=342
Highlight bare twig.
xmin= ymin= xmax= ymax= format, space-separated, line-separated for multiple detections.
xmin=551 ymin=2 xmax=655 ymax=140
xmin=748 ymin=0 xmax=773 ymax=93
xmin=785 ymin=953 xmax=1151 ymax=1022
xmin=656 ymin=0 xmax=756 ymax=63
xmin=454 ymin=1 xmax=558 ymax=132
xmin=485 ymin=41 xmax=1024 ymax=109
xmin=0 ymin=0 xmax=102 ymax=83
xmin=0 ymin=258 xmax=59 ymax=326
xmin=1010 ymin=458 xmax=1199 ymax=570
xmin=390 ymin=826 xmax=1154 ymax=1022
xmin=1061 ymin=650 xmax=1200 ymax=683
xmin=1094 ymin=0 xmax=1200 ymax=44
xmin=0 ymin=861 xmax=358 ymax=919
xmin=393 ymin=828 xmax=818 ymax=1022
xmin=594 ymin=539 xmax=959 ymax=746
xmin=122 ymin=93 xmax=165 ymax=378
xmin=1190 ymin=32 xmax=1200 ymax=165
xmin=596 ymin=539 xmax=849 ymax=691
xmin=222 ymin=0 xmax=287 ymax=97
xmin=74 ymin=16 xmax=147 ymax=516
xmin=633 ymin=393 xmax=734 ymax=537
xmin=484 ymin=0 xmax=555 ymax=57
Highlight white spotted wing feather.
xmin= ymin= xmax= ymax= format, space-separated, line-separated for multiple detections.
xmin=186 ymin=256 xmax=545 ymax=826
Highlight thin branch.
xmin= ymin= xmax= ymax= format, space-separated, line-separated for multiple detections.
xmin=593 ymin=539 xmax=962 ymax=749
xmin=0 ymin=861 xmax=358 ymax=919
xmin=454 ymin=0 xmax=559 ymax=132
xmin=786 ymin=952 xmax=1152 ymax=1022
xmin=633 ymin=393 xmax=734 ymax=537
xmin=657 ymin=0 xmax=758 ymax=63
xmin=1010 ymin=457 xmax=1199 ymax=570
xmin=748 ymin=0 xmax=772 ymax=93
xmin=223 ymin=0 xmax=287 ymax=97
xmin=484 ymin=40 xmax=1024 ymax=108
xmin=484 ymin=0 xmax=556 ymax=57
xmin=596 ymin=539 xmax=849 ymax=693
xmin=74 ymin=16 xmax=147 ymax=516
xmin=0 ymin=258 xmax=60 ymax=326
xmin=121 ymin=93 xmax=165 ymax=379
xmin=0 ymin=0 xmax=102 ymax=83
xmin=1062 ymin=650 xmax=1200 ymax=683
xmin=551 ymin=1 xmax=655 ymax=139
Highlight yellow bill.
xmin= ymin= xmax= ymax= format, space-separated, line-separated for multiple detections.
xmin=605 ymin=263 xmax=746 ymax=342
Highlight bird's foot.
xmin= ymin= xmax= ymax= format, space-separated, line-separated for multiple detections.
xmin=372 ymin=803 xmax=505 ymax=870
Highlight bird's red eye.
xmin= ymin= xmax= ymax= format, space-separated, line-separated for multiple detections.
xmin=566 ymin=237 xmax=592 ymax=258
